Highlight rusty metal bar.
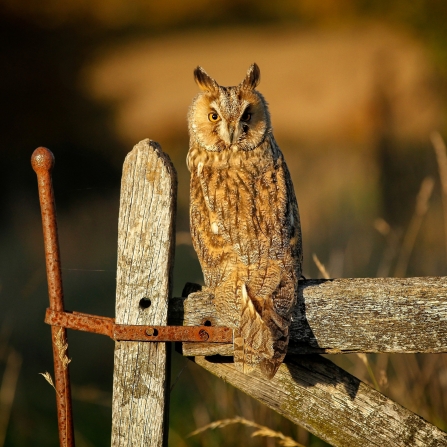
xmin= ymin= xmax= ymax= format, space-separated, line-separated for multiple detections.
xmin=114 ymin=324 xmax=232 ymax=343
xmin=44 ymin=309 xmax=115 ymax=338
xmin=31 ymin=147 xmax=75 ymax=447
xmin=44 ymin=309 xmax=233 ymax=343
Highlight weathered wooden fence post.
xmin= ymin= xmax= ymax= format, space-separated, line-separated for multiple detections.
xmin=111 ymin=139 xmax=177 ymax=446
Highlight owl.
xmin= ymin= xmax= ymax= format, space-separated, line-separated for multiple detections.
xmin=187 ymin=63 xmax=302 ymax=379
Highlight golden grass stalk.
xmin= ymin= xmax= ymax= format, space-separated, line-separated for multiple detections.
xmin=356 ymin=353 xmax=381 ymax=391
xmin=374 ymin=218 xmax=402 ymax=277
xmin=394 ymin=176 xmax=434 ymax=277
xmin=39 ymin=371 xmax=59 ymax=396
xmin=312 ymin=253 xmax=330 ymax=279
xmin=187 ymin=416 xmax=305 ymax=447
xmin=430 ymin=131 xmax=447 ymax=260
xmin=0 ymin=350 xmax=22 ymax=447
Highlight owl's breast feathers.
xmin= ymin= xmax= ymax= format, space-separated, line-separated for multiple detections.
xmin=188 ymin=136 xmax=302 ymax=378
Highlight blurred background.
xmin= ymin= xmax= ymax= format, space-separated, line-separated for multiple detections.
xmin=1 ymin=1 xmax=447 ymax=445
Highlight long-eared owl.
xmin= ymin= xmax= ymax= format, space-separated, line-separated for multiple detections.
xmin=187 ymin=63 xmax=302 ymax=379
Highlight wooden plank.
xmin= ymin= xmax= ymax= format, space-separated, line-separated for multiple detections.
xmin=174 ymin=277 xmax=447 ymax=355
xmin=111 ymin=139 xmax=176 ymax=447
xmin=193 ymin=355 xmax=447 ymax=447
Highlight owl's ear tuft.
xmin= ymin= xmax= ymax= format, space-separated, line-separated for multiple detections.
xmin=241 ymin=63 xmax=260 ymax=90
xmin=194 ymin=66 xmax=219 ymax=92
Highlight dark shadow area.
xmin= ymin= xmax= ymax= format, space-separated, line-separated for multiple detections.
xmin=288 ymin=279 xmax=328 ymax=352
xmin=285 ymin=354 xmax=360 ymax=401
xmin=0 ymin=14 xmax=124 ymax=224
xmin=202 ymin=355 xmax=234 ymax=364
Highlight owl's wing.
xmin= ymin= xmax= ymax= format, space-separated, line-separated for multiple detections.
xmin=239 ymin=152 xmax=302 ymax=378
xmin=249 ymin=151 xmax=302 ymax=305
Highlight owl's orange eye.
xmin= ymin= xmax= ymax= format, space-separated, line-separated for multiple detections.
xmin=241 ymin=111 xmax=251 ymax=122
xmin=208 ymin=112 xmax=220 ymax=122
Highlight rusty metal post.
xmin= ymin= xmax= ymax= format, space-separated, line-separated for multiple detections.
xmin=31 ymin=147 xmax=75 ymax=447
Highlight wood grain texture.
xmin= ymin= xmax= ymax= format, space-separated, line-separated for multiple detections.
xmin=111 ymin=139 xmax=176 ymax=447
xmin=176 ymin=277 xmax=447 ymax=356
xmin=193 ymin=355 xmax=447 ymax=447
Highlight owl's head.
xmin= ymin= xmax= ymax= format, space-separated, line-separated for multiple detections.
xmin=188 ymin=63 xmax=271 ymax=152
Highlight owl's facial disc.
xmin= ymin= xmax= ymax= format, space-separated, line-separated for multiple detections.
xmin=189 ymin=65 xmax=270 ymax=152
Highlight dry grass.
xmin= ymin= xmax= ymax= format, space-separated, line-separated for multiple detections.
xmin=374 ymin=218 xmax=402 ymax=277
xmin=431 ymin=131 xmax=447 ymax=260
xmin=355 ymin=353 xmax=381 ymax=391
xmin=311 ymin=254 xmax=330 ymax=279
xmin=329 ymin=150 xmax=447 ymax=435
xmin=170 ymin=361 xmax=188 ymax=393
xmin=39 ymin=372 xmax=58 ymax=396
xmin=188 ymin=416 xmax=305 ymax=447
xmin=394 ymin=176 xmax=434 ymax=277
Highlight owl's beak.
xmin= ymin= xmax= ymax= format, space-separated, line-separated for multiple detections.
xmin=228 ymin=124 xmax=235 ymax=144
xmin=221 ymin=122 xmax=239 ymax=145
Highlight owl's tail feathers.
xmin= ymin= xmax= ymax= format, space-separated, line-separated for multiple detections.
xmin=233 ymin=330 xmax=269 ymax=376
xmin=233 ymin=284 xmax=289 ymax=379
xmin=233 ymin=327 xmax=286 ymax=379
xmin=259 ymin=329 xmax=289 ymax=379
xmin=259 ymin=359 xmax=280 ymax=380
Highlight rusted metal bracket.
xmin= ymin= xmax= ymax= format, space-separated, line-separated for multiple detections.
xmin=44 ymin=308 xmax=233 ymax=343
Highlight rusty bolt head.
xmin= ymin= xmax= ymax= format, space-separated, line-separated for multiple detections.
xmin=198 ymin=329 xmax=209 ymax=341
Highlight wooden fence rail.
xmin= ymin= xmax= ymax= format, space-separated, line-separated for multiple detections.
xmin=170 ymin=276 xmax=447 ymax=356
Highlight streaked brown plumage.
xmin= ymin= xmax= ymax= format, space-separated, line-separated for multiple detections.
xmin=187 ymin=63 xmax=302 ymax=379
